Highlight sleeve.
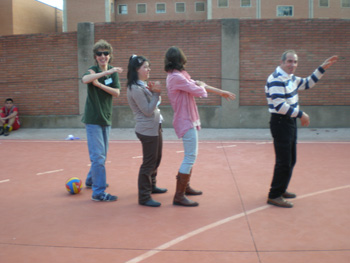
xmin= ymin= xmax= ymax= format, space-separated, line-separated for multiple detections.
xmin=131 ymin=86 xmax=160 ymax=117
xmin=170 ymin=72 xmax=208 ymax=98
xmin=296 ymin=67 xmax=325 ymax=91
xmin=83 ymin=66 xmax=95 ymax=77
xmin=111 ymin=72 xmax=121 ymax=89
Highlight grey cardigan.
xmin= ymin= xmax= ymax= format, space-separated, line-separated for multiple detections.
xmin=127 ymin=83 xmax=161 ymax=136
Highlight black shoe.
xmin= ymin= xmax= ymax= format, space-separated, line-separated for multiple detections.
xmin=3 ymin=126 xmax=10 ymax=136
xmin=92 ymin=192 xmax=117 ymax=202
xmin=152 ymin=186 xmax=168 ymax=194
xmin=267 ymin=197 xmax=293 ymax=208
xmin=282 ymin=191 xmax=297 ymax=199
xmin=140 ymin=199 xmax=161 ymax=207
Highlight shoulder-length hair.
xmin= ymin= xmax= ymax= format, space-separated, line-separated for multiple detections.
xmin=93 ymin=39 xmax=113 ymax=65
xmin=164 ymin=46 xmax=187 ymax=72
xmin=127 ymin=55 xmax=149 ymax=88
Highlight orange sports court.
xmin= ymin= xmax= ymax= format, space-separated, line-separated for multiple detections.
xmin=1 ymin=128 xmax=349 ymax=263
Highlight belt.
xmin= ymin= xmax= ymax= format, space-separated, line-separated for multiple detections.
xmin=271 ymin=113 xmax=295 ymax=120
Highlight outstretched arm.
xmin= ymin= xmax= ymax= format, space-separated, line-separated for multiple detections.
xmin=298 ymin=56 xmax=338 ymax=127
xmin=196 ymin=81 xmax=236 ymax=101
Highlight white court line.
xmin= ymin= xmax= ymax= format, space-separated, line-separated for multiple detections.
xmin=36 ymin=169 xmax=64 ymax=175
xmin=132 ymin=156 xmax=143 ymax=159
xmin=125 ymin=184 xmax=350 ymax=263
xmin=0 ymin=179 xmax=10 ymax=184
xmin=216 ymin=145 xmax=237 ymax=148
xmin=176 ymin=151 xmax=184 ymax=153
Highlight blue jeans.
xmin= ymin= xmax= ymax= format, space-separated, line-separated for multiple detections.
xmin=179 ymin=128 xmax=198 ymax=174
xmin=85 ymin=124 xmax=111 ymax=197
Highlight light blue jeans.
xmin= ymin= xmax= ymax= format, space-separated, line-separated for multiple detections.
xmin=85 ymin=124 xmax=111 ymax=197
xmin=179 ymin=128 xmax=198 ymax=174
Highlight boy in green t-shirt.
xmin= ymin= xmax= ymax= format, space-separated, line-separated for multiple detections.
xmin=81 ymin=39 xmax=123 ymax=202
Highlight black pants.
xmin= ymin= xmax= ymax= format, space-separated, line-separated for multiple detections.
xmin=268 ymin=114 xmax=297 ymax=199
xmin=135 ymin=125 xmax=162 ymax=203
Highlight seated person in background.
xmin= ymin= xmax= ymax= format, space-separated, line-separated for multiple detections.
xmin=0 ymin=98 xmax=20 ymax=136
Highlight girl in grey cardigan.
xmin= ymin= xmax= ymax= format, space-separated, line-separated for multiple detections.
xmin=127 ymin=55 xmax=167 ymax=207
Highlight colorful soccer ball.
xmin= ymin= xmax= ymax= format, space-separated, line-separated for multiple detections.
xmin=65 ymin=177 xmax=82 ymax=194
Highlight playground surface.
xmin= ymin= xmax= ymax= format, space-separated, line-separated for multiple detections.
xmin=0 ymin=128 xmax=349 ymax=263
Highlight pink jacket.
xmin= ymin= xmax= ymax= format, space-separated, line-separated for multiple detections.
xmin=166 ymin=70 xmax=208 ymax=138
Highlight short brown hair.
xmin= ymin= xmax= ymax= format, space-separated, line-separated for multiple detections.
xmin=93 ymin=39 xmax=113 ymax=64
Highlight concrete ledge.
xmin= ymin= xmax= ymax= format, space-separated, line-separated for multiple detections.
xmin=1 ymin=128 xmax=349 ymax=142
xmin=19 ymin=105 xmax=350 ymax=129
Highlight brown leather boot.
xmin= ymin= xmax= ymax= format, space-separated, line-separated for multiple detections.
xmin=185 ymin=169 xmax=202 ymax=195
xmin=173 ymin=172 xmax=199 ymax=207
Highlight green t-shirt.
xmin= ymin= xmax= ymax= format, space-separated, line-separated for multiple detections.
xmin=81 ymin=65 xmax=120 ymax=126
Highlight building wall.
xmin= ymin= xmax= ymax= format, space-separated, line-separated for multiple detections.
xmin=66 ymin=0 xmax=106 ymax=32
xmin=312 ymin=0 xmax=350 ymax=18
xmin=0 ymin=19 xmax=349 ymax=128
xmin=0 ymin=0 xmax=14 ymax=35
xmin=0 ymin=0 xmax=62 ymax=36
xmin=110 ymin=0 xmax=350 ymax=23
xmin=114 ymin=0 xmax=208 ymax=21
xmin=211 ymin=0 xmax=257 ymax=19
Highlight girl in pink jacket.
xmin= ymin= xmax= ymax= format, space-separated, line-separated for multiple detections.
xmin=165 ymin=46 xmax=236 ymax=207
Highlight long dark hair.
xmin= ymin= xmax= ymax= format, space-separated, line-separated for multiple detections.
xmin=127 ymin=55 xmax=148 ymax=88
xmin=164 ymin=46 xmax=187 ymax=72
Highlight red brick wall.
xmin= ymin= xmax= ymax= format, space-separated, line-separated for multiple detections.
xmin=94 ymin=20 xmax=222 ymax=106
xmin=0 ymin=19 xmax=349 ymax=117
xmin=1 ymin=32 xmax=78 ymax=115
xmin=240 ymin=19 xmax=349 ymax=106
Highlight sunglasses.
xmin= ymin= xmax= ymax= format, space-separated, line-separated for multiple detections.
xmin=96 ymin=51 xmax=110 ymax=56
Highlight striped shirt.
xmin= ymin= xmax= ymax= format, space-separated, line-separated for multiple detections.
xmin=265 ymin=66 xmax=325 ymax=118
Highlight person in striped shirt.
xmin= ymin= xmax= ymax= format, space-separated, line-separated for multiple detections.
xmin=265 ymin=50 xmax=338 ymax=208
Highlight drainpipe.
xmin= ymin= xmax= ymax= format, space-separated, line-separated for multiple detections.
xmin=256 ymin=0 xmax=261 ymax=19
xmin=105 ymin=0 xmax=111 ymax=22
xmin=207 ymin=0 xmax=212 ymax=20
xmin=62 ymin=0 xmax=67 ymax=32
xmin=309 ymin=0 xmax=314 ymax=18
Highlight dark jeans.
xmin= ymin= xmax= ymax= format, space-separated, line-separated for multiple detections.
xmin=268 ymin=114 xmax=297 ymax=199
xmin=135 ymin=125 xmax=162 ymax=203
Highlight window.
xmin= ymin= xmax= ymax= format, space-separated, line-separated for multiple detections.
xmin=195 ymin=2 xmax=205 ymax=12
xmin=319 ymin=0 xmax=329 ymax=7
xmin=176 ymin=3 xmax=186 ymax=13
xmin=277 ymin=6 xmax=293 ymax=17
xmin=137 ymin=3 xmax=146 ymax=14
xmin=118 ymin=4 xmax=127 ymax=15
xmin=218 ymin=0 xmax=228 ymax=8
xmin=156 ymin=3 xmax=166 ymax=13
xmin=241 ymin=0 xmax=251 ymax=7
xmin=342 ymin=0 xmax=350 ymax=7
